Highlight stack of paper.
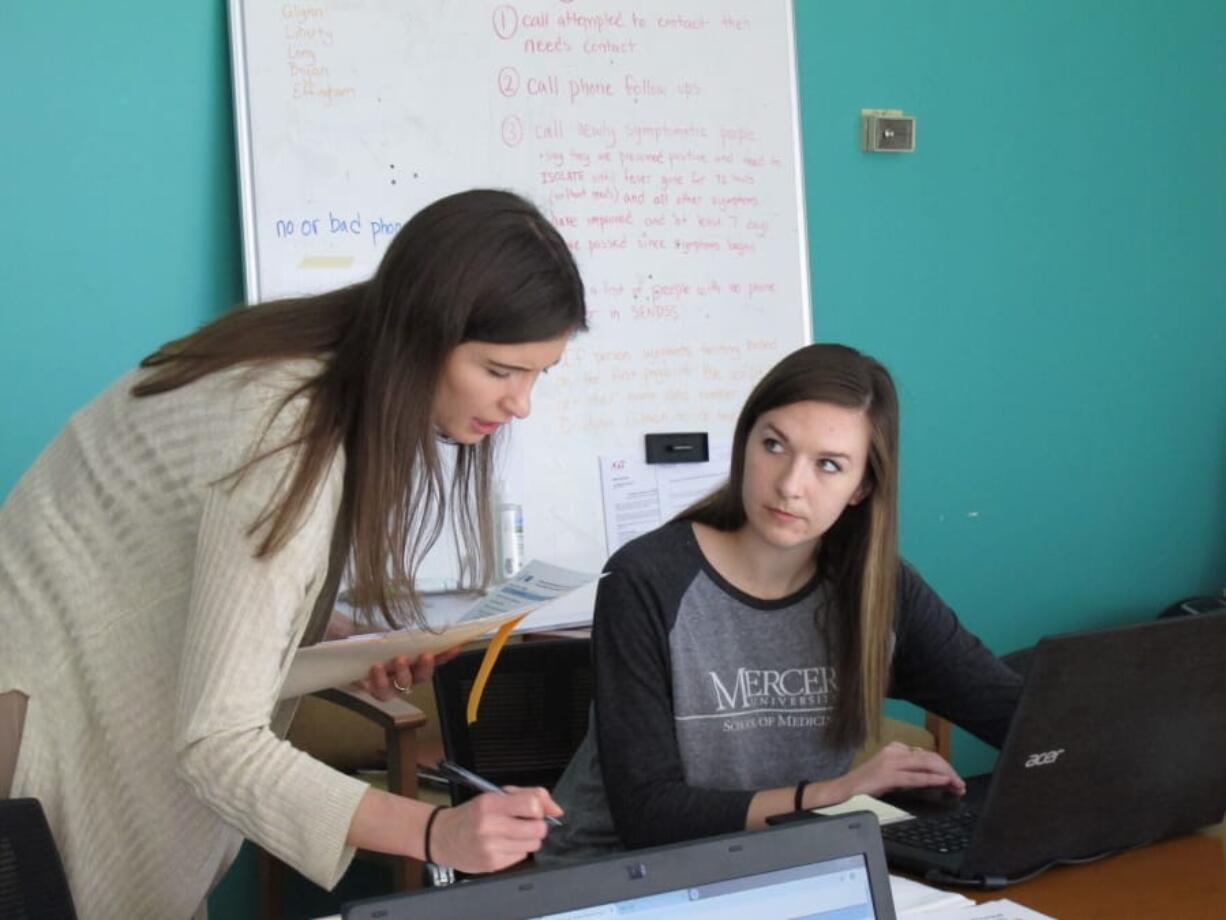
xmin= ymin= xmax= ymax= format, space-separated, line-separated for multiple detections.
xmin=891 ymin=874 xmax=976 ymax=915
xmin=890 ymin=875 xmax=1056 ymax=919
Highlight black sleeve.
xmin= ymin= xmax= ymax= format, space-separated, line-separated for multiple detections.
xmin=888 ymin=563 xmax=1023 ymax=748
xmin=592 ymin=565 xmax=754 ymax=850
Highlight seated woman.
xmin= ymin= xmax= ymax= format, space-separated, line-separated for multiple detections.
xmin=541 ymin=343 xmax=1022 ymax=862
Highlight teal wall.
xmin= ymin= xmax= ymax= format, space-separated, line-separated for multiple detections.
xmin=794 ymin=0 xmax=1226 ymax=770
xmin=3 ymin=1 xmax=1224 ymax=917
xmin=2 ymin=3 xmax=242 ymax=497
xmin=2 ymin=2 xmax=247 ymax=914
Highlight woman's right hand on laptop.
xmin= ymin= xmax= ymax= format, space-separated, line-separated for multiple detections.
xmin=841 ymin=741 xmax=966 ymax=799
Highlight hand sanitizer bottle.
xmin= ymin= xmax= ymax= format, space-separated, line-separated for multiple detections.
xmin=494 ymin=481 xmax=524 ymax=581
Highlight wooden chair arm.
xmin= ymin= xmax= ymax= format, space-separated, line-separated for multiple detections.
xmin=924 ymin=711 xmax=953 ymax=762
xmin=313 ymin=686 xmax=428 ymax=733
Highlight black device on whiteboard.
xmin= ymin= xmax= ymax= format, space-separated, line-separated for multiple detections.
xmin=645 ymin=432 xmax=709 ymax=464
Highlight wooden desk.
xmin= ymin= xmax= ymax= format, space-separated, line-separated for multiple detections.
xmin=963 ymin=822 xmax=1225 ymax=918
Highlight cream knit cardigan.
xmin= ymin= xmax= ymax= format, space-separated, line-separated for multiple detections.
xmin=0 ymin=360 xmax=371 ymax=918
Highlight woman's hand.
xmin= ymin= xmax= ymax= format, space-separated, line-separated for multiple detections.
xmin=327 ymin=610 xmax=463 ymax=699
xmin=838 ymin=741 xmax=966 ymax=800
xmin=355 ymin=649 xmax=461 ymax=700
xmin=427 ymin=788 xmax=564 ymax=873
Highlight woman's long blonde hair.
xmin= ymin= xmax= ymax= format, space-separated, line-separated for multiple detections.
xmin=678 ymin=343 xmax=900 ymax=746
xmin=134 ymin=190 xmax=587 ymax=629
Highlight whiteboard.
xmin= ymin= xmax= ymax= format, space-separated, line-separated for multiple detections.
xmin=229 ymin=0 xmax=812 ymax=608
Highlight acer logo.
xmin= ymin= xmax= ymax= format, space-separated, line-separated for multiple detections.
xmin=1024 ymin=749 xmax=1065 ymax=768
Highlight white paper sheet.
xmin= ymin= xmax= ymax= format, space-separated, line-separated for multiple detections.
xmin=281 ymin=561 xmax=598 ymax=699
xmin=813 ymin=794 xmax=913 ymax=826
xmin=890 ymin=874 xmax=975 ymax=916
xmin=598 ymin=444 xmax=731 ymax=554
xmin=903 ymin=898 xmax=1056 ymax=919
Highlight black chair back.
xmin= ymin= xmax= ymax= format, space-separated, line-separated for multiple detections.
xmin=432 ymin=638 xmax=593 ymax=803
xmin=0 ymin=798 xmax=77 ymax=920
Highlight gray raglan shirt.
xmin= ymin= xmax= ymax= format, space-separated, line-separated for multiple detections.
xmin=540 ymin=521 xmax=1022 ymax=864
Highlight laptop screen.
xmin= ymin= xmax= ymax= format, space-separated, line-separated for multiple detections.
xmin=344 ymin=816 xmax=894 ymax=920
xmin=533 ymin=854 xmax=875 ymax=919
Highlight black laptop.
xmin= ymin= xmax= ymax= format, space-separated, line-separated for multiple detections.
xmin=880 ymin=612 xmax=1226 ymax=887
xmin=343 ymin=813 xmax=896 ymax=919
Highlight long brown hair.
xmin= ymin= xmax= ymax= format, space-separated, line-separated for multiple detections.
xmin=679 ymin=343 xmax=900 ymax=746
xmin=134 ymin=189 xmax=587 ymax=628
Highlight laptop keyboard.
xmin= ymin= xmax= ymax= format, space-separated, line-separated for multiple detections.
xmin=880 ymin=805 xmax=979 ymax=855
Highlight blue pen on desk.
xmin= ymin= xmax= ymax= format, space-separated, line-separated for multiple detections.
xmin=437 ymin=759 xmax=563 ymax=827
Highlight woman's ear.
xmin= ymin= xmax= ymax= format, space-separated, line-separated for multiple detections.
xmin=849 ymin=478 xmax=873 ymax=506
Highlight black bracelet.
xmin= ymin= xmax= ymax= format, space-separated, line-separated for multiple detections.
xmin=424 ymin=805 xmax=444 ymax=865
xmin=793 ymin=780 xmax=809 ymax=812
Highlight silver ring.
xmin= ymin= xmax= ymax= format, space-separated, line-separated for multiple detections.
xmin=391 ymin=676 xmax=410 ymax=693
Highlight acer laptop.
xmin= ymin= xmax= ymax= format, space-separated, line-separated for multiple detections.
xmin=880 ymin=612 xmax=1226 ymax=887
xmin=343 ymin=813 xmax=896 ymax=919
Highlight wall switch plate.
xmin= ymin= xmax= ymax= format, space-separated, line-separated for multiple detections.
xmin=861 ymin=108 xmax=916 ymax=153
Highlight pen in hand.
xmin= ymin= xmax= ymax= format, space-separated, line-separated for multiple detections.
xmin=437 ymin=759 xmax=564 ymax=827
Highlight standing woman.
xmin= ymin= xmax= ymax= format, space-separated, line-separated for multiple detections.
xmin=0 ymin=189 xmax=579 ymax=916
xmin=541 ymin=343 xmax=1021 ymax=862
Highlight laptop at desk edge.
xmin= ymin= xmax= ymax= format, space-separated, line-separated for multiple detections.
xmin=882 ymin=612 xmax=1226 ymax=887
xmin=343 ymin=813 xmax=896 ymax=919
